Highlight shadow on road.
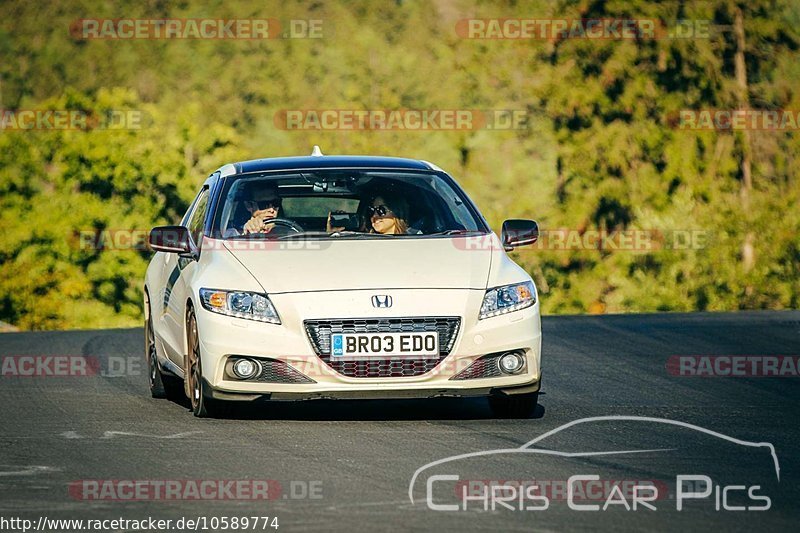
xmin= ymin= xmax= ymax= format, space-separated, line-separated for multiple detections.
xmin=164 ymin=395 xmax=547 ymax=422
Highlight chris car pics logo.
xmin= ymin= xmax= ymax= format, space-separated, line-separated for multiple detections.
xmin=409 ymin=416 xmax=779 ymax=512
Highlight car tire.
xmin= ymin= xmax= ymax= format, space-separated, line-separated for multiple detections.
xmin=146 ymin=300 xmax=183 ymax=400
xmin=186 ymin=307 xmax=226 ymax=418
xmin=488 ymin=392 xmax=538 ymax=419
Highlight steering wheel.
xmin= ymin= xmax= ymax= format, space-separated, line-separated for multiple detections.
xmin=259 ymin=217 xmax=304 ymax=234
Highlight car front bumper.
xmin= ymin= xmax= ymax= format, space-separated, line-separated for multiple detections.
xmin=194 ymin=288 xmax=542 ymax=400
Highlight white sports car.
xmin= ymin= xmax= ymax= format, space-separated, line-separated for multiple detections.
xmin=144 ymin=148 xmax=542 ymax=417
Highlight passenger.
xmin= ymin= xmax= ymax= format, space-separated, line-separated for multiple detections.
xmin=326 ymin=191 xmax=421 ymax=235
xmin=364 ymin=193 xmax=420 ymax=235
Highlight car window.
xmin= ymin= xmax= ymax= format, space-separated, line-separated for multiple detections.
xmin=213 ymin=171 xmax=486 ymax=238
xmin=187 ymin=188 xmax=209 ymax=245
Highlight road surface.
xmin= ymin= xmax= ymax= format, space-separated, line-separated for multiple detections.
xmin=0 ymin=311 xmax=798 ymax=531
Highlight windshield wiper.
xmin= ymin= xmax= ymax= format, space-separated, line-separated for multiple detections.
xmin=277 ymin=231 xmax=386 ymax=240
xmin=227 ymin=233 xmax=280 ymax=240
xmin=426 ymin=229 xmax=486 ymax=236
xmin=327 ymin=231 xmax=388 ymax=238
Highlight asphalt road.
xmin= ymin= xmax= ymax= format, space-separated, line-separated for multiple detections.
xmin=0 ymin=311 xmax=798 ymax=532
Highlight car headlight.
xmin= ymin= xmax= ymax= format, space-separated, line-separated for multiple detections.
xmin=479 ymin=281 xmax=536 ymax=319
xmin=199 ymin=288 xmax=281 ymax=324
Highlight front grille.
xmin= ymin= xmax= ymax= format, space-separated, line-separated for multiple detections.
xmin=304 ymin=317 xmax=461 ymax=378
xmin=256 ymin=359 xmax=316 ymax=384
xmin=450 ymin=354 xmax=503 ymax=380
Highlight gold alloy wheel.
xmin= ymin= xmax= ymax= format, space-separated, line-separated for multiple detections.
xmin=185 ymin=308 xmax=222 ymax=417
xmin=186 ymin=310 xmax=201 ymax=413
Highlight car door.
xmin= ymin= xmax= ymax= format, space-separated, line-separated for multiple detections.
xmin=160 ymin=186 xmax=210 ymax=367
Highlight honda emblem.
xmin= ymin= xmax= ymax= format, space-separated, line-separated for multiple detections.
xmin=371 ymin=295 xmax=393 ymax=308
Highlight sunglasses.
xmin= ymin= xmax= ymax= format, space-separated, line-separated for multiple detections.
xmin=367 ymin=205 xmax=393 ymax=217
xmin=246 ymin=199 xmax=282 ymax=210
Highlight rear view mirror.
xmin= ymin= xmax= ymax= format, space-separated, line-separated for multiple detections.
xmin=501 ymin=219 xmax=539 ymax=251
xmin=149 ymin=226 xmax=192 ymax=254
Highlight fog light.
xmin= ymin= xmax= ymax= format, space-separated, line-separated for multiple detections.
xmin=232 ymin=358 xmax=259 ymax=379
xmin=498 ymin=352 xmax=525 ymax=374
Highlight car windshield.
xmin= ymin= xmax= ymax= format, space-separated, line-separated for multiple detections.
xmin=211 ymin=170 xmax=487 ymax=239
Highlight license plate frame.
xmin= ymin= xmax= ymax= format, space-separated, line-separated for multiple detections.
xmin=330 ymin=332 xmax=439 ymax=360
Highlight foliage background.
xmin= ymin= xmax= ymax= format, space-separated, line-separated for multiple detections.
xmin=0 ymin=0 xmax=798 ymax=330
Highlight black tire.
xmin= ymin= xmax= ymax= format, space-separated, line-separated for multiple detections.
xmin=488 ymin=392 xmax=539 ymax=419
xmin=146 ymin=308 xmax=166 ymax=399
xmin=186 ymin=308 xmax=226 ymax=418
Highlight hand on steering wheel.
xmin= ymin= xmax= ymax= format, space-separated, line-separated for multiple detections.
xmin=247 ymin=217 xmax=304 ymax=235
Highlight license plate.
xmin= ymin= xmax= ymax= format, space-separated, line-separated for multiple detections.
xmin=330 ymin=332 xmax=439 ymax=359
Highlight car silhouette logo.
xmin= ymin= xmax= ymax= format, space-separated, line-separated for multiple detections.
xmin=408 ymin=415 xmax=781 ymax=505
xmin=371 ymin=295 xmax=392 ymax=308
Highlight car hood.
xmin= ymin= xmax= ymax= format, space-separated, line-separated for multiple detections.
xmin=220 ymin=236 xmax=494 ymax=293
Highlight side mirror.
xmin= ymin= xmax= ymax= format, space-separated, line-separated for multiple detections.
xmin=501 ymin=219 xmax=539 ymax=251
xmin=149 ymin=226 xmax=192 ymax=254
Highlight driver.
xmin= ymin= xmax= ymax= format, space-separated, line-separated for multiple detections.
xmin=242 ymin=183 xmax=283 ymax=235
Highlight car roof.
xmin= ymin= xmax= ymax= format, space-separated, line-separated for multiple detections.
xmin=227 ymin=155 xmax=435 ymax=176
